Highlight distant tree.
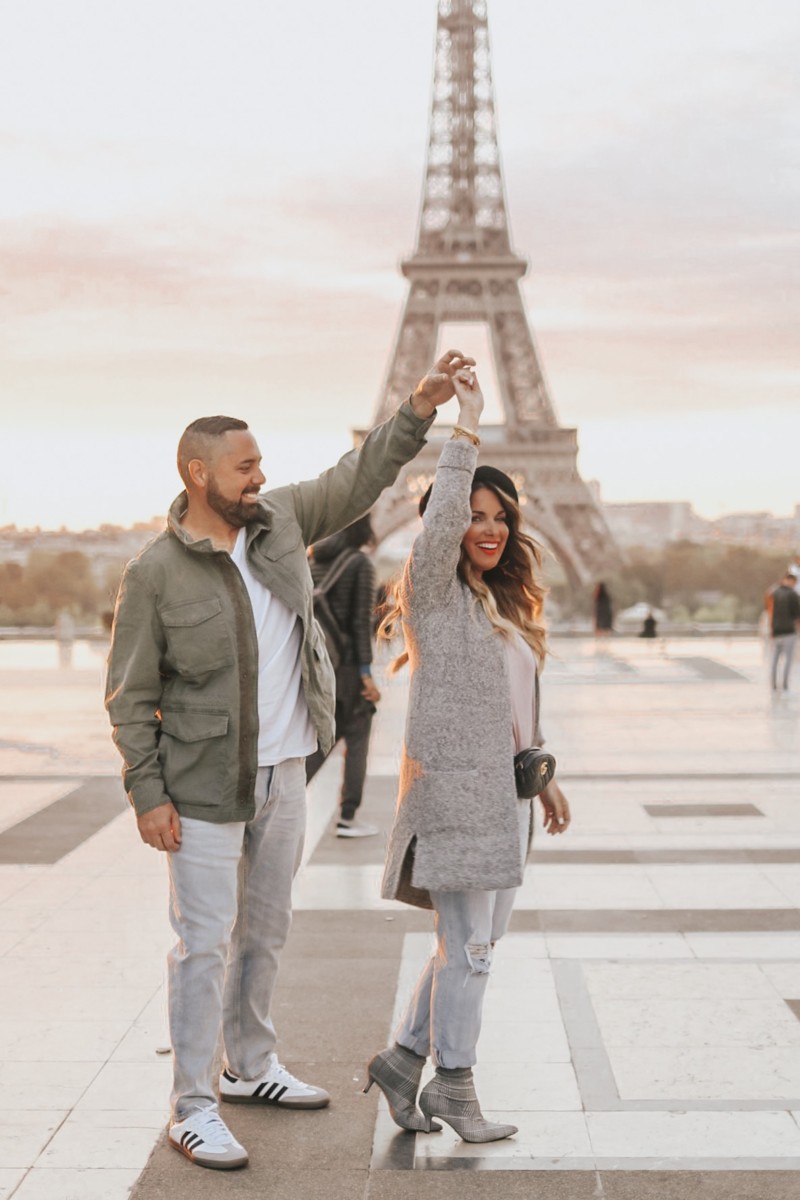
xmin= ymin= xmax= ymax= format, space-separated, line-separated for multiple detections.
xmin=27 ymin=550 xmax=99 ymax=615
xmin=0 ymin=551 xmax=100 ymax=626
xmin=547 ymin=540 xmax=790 ymax=625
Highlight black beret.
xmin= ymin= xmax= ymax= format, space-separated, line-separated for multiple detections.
xmin=418 ymin=464 xmax=518 ymax=517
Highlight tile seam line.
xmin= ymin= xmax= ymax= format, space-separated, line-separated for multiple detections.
xmin=556 ymin=773 xmax=800 ymax=781
xmin=410 ymin=1155 xmax=800 ymax=1171
xmin=21 ymin=977 xmax=168 ymax=1180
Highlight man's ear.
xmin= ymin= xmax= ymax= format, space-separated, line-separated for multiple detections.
xmin=187 ymin=458 xmax=207 ymax=489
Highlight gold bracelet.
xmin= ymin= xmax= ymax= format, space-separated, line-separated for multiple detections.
xmin=452 ymin=425 xmax=481 ymax=447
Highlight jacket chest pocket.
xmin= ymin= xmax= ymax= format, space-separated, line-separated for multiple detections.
xmin=159 ymin=597 xmax=233 ymax=677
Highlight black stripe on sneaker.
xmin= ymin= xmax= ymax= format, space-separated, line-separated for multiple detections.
xmin=255 ymin=1081 xmax=272 ymax=1098
xmin=222 ymin=1069 xmax=239 ymax=1083
xmin=273 ymin=1085 xmax=288 ymax=1102
xmin=181 ymin=1132 xmax=202 ymax=1149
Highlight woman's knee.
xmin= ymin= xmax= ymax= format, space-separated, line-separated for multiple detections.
xmin=464 ymin=940 xmax=493 ymax=975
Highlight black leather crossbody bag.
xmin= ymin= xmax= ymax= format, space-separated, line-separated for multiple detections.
xmin=513 ymin=671 xmax=555 ymax=798
xmin=513 ymin=748 xmax=556 ymax=798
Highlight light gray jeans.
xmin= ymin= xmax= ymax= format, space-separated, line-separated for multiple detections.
xmin=166 ymin=759 xmax=306 ymax=1118
xmin=771 ymin=633 xmax=796 ymax=690
xmin=395 ymin=799 xmax=530 ymax=1069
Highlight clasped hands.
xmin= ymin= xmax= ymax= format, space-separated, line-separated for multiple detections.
xmin=410 ymin=349 xmax=478 ymax=418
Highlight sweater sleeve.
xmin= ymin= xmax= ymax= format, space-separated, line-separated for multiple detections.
xmin=406 ymin=437 xmax=478 ymax=612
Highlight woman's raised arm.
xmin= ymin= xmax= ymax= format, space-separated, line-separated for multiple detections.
xmin=406 ymin=370 xmax=484 ymax=609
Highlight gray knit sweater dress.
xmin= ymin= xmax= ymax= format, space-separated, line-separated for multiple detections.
xmin=381 ymin=438 xmax=541 ymax=911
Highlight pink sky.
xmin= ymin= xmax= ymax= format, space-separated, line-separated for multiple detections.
xmin=1 ymin=0 xmax=798 ymax=529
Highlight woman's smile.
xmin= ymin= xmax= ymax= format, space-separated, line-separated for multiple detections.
xmin=461 ymin=487 xmax=510 ymax=573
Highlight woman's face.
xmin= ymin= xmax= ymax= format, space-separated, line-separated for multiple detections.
xmin=462 ymin=486 xmax=510 ymax=576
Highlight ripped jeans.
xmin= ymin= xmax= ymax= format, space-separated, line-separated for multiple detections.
xmin=394 ymin=800 xmax=529 ymax=1069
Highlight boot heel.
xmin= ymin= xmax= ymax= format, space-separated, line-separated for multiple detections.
xmin=418 ymin=1095 xmax=436 ymax=1133
xmin=363 ymin=1047 xmax=442 ymax=1133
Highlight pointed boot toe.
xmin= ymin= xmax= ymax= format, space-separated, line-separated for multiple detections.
xmin=418 ymin=1070 xmax=517 ymax=1143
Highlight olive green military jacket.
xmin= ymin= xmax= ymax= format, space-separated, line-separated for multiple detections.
xmin=106 ymin=401 xmax=433 ymax=823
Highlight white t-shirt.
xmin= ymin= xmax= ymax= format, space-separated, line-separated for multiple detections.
xmin=230 ymin=528 xmax=317 ymax=765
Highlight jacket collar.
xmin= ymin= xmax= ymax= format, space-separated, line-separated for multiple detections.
xmin=166 ymin=491 xmax=274 ymax=553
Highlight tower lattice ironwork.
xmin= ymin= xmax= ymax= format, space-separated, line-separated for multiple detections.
xmin=363 ymin=0 xmax=619 ymax=587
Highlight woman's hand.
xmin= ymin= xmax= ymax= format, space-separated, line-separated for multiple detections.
xmin=452 ymin=368 xmax=483 ymax=432
xmin=538 ymin=781 xmax=571 ymax=835
xmin=410 ymin=349 xmax=477 ymax=417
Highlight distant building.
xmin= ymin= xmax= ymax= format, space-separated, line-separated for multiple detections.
xmin=602 ymin=501 xmax=800 ymax=552
xmin=709 ymin=510 xmax=800 ymax=548
xmin=0 ymin=523 xmax=162 ymax=586
xmin=603 ymin=502 xmax=708 ymax=549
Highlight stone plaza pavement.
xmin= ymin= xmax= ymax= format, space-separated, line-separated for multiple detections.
xmin=0 ymin=634 xmax=799 ymax=1199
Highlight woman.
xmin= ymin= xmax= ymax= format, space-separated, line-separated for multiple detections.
xmin=593 ymin=581 xmax=613 ymax=637
xmin=364 ymin=368 xmax=570 ymax=1143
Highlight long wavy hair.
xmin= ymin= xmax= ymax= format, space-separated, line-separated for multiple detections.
xmin=378 ymin=483 xmax=547 ymax=672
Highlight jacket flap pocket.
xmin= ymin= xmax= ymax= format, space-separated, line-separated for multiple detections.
xmin=160 ymin=598 xmax=223 ymax=628
xmin=161 ymin=709 xmax=229 ymax=743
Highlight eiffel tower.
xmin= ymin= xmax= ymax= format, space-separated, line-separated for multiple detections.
xmin=362 ymin=0 xmax=620 ymax=588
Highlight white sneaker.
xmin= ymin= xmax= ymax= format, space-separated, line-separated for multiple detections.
xmin=336 ymin=819 xmax=379 ymax=838
xmin=168 ymin=1106 xmax=248 ymax=1170
xmin=219 ymin=1054 xmax=330 ymax=1109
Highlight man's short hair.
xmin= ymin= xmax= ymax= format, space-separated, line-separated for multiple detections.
xmin=177 ymin=416 xmax=249 ymax=487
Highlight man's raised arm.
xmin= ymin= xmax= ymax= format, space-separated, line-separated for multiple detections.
xmin=286 ymin=350 xmax=476 ymax=547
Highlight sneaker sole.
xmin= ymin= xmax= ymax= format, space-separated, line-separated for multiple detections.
xmin=168 ymin=1136 xmax=249 ymax=1170
xmin=220 ymin=1092 xmax=330 ymax=1109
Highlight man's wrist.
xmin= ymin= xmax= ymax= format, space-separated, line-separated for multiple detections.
xmin=410 ymin=392 xmax=436 ymax=420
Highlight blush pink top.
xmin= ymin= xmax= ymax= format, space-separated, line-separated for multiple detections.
xmin=505 ymin=631 xmax=539 ymax=753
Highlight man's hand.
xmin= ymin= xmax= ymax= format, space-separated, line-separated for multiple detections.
xmin=360 ymin=675 xmax=381 ymax=705
xmin=410 ymin=349 xmax=477 ymax=417
xmin=137 ymin=801 xmax=182 ymax=852
xmin=538 ymin=781 xmax=571 ymax=835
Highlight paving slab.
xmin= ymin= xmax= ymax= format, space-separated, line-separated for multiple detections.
xmin=1 ymin=635 xmax=799 ymax=1200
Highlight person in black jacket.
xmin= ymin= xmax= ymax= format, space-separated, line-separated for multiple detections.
xmin=768 ymin=573 xmax=800 ymax=691
xmin=306 ymin=514 xmax=382 ymax=836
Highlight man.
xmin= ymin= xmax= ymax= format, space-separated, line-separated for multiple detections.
xmin=768 ymin=572 xmax=800 ymax=692
xmin=789 ymin=555 xmax=800 ymax=595
xmin=306 ymin=513 xmax=381 ymax=837
xmin=105 ymin=351 xmax=472 ymax=1170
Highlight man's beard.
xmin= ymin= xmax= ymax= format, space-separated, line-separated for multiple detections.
xmin=206 ymin=477 xmax=262 ymax=528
